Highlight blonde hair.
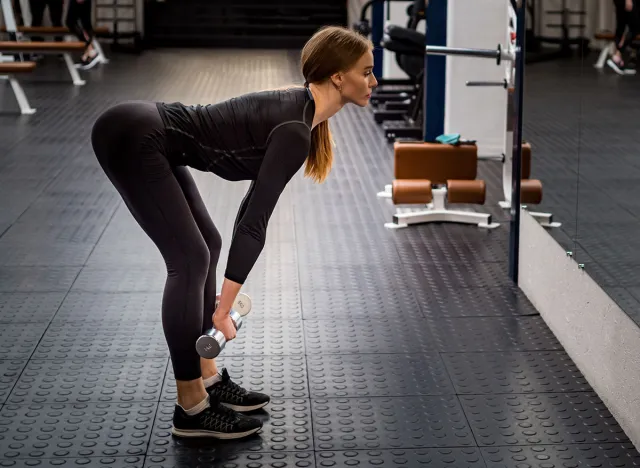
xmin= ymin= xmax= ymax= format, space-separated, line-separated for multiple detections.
xmin=300 ymin=26 xmax=373 ymax=183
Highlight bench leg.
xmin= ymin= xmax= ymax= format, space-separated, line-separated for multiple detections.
xmin=595 ymin=43 xmax=615 ymax=69
xmin=62 ymin=53 xmax=86 ymax=86
xmin=4 ymin=76 xmax=36 ymax=114
xmin=92 ymin=39 xmax=109 ymax=64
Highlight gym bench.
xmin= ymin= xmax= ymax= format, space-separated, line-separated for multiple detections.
xmin=0 ymin=26 xmax=110 ymax=65
xmin=0 ymin=41 xmax=87 ymax=85
xmin=0 ymin=61 xmax=36 ymax=114
xmin=382 ymin=142 xmax=499 ymax=230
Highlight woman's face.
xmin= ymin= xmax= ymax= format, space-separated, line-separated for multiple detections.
xmin=336 ymin=50 xmax=378 ymax=107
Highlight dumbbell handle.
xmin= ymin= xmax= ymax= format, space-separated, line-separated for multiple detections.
xmin=196 ymin=309 xmax=243 ymax=359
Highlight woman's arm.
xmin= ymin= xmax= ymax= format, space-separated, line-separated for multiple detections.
xmin=214 ymin=122 xmax=311 ymax=318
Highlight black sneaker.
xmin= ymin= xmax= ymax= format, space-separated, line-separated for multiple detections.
xmin=206 ymin=368 xmax=270 ymax=413
xmin=171 ymin=395 xmax=262 ymax=440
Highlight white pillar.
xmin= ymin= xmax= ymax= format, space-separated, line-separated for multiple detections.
xmin=444 ymin=0 xmax=510 ymax=158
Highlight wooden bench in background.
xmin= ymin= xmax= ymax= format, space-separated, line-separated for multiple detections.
xmin=0 ymin=40 xmax=87 ymax=85
xmin=0 ymin=61 xmax=36 ymax=114
xmin=0 ymin=25 xmax=110 ymax=65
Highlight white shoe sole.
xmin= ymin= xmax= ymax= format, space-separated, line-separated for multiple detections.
xmin=171 ymin=425 xmax=261 ymax=439
xmin=222 ymin=400 xmax=269 ymax=412
xmin=607 ymin=59 xmax=626 ymax=75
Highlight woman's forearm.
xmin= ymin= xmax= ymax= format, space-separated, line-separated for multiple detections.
xmin=216 ymin=277 xmax=243 ymax=316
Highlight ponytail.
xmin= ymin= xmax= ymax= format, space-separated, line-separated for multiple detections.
xmin=304 ymin=119 xmax=334 ymax=183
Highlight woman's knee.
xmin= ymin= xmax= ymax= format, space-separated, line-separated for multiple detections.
xmin=167 ymin=239 xmax=211 ymax=281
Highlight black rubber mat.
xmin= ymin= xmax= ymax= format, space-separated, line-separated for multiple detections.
xmin=307 ymin=353 xmax=455 ymax=398
xmin=482 ymin=444 xmax=640 ymax=467
xmin=7 ymin=358 xmax=167 ymax=405
xmin=442 ymin=351 xmax=592 ymax=394
xmin=311 ymin=396 xmax=476 ymax=450
xmin=0 ymin=361 xmax=25 ymax=405
xmin=146 ymin=452 xmax=316 ymax=468
xmin=428 ymin=316 xmax=562 ymax=352
xmin=0 ymin=49 xmax=638 ymax=467
xmin=0 ymin=292 xmax=66 ymax=323
xmin=0 ymin=402 xmax=155 ymax=458
xmin=461 ymin=392 xmax=630 ymax=446
xmin=316 ymin=448 xmax=487 ymax=467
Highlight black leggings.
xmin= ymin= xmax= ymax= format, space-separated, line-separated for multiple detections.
xmin=91 ymin=101 xmax=221 ymax=382
xmin=614 ymin=0 xmax=640 ymax=53
xmin=30 ymin=0 xmax=63 ymax=41
xmin=66 ymin=0 xmax=94 ymax=46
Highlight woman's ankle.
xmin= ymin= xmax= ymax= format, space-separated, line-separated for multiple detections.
xmin=176 ymin=378 xmax=208 ymax=410
xmin=200 ymin=357 xmax=218 ymax=379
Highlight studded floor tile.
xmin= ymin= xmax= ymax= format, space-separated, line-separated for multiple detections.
xmin=0 ymin=457 xmax=146 ymax=467
xmin=220 ymin=319 xmax=305 ymax=356
xmin=300 ymin=285 xmax=421 ymax=320
xmin=403 ymin=261 xmax=511 ymax=291
xmin=393 ymin=226 xmax=510 ymax=265
xmin=32 ymin=322 xmax=168 ymax=360
xmin=298 ymin=263 xmax=412 ymax=293
xmin=481 ymin=443 xmax=640 ymax=467
xmin=161 ymin=356 xmax=308 ymax=401
xmin=0 ymin=267 xmax=80 ymax=293
xmin=0 ymin=361 xmax=26 ymax=405
xmin=70 ymin=267 xmax=167 ymax=293
xmin=311 ymin=396 xmax=476 ymax=451
xmin=442 ymin=351 xmax=591 ymax=394
xmin=416 ymin=285 xmax=539 ymax=318
xmin=7 ymin=358 xmax=168 ymax=405
xmin=149 ymin=399 xmax=313 ymax=455
xmin=0 ymin=324 xmax=48 ymax=360
xmin=144 ymin=452 xmax=316 ymax=468
xmin=307 ymin=353 xmax=454 ymax=398
xmin=0 ymin=402 xmax=156 ymax=459
xmin=428 ymin=316 xmax=562 ymax=352
xmin=54 ymin=292 xmax=163 ymax=323
xmin=304 ymin=317 xmax=437 ymax=355
xmin=460 ymin=392 xmax=630 ymax=446
xmin=315 ymin=448 xmax=488 ymax=467
xmin=0 ymin=292 xmax=66 ymax=323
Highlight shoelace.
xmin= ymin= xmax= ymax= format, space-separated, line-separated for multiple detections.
xmin=201 ymin=404 xmax=238 ymax=431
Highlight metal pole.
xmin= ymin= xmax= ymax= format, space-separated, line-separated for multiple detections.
xmin=508 ymin=1 xmax=526 ymax=284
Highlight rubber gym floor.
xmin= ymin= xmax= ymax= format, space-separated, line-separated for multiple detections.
xmin=1 ymin=49 xmax=639 ymax=467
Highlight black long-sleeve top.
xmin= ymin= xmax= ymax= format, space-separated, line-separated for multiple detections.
xmin=156 ymin=87 xmax=315 ymax=284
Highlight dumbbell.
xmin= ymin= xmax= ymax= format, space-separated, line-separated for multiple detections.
xmin=196 ymin=292 xmax=252 ymax=359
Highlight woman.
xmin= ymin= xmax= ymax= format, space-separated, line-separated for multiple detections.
xmin=608 ymin=0 xmax=640 ymax=75
xmin=91 ymin=26 xmax=377 ymax=440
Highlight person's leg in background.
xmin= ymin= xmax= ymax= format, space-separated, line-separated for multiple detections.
xmin=66 ymin=0 xmax=100 ymax=69
xmin=47 ymin=0 xmax=64 ymax=41
xmin=29 ymin=0 xmax=46 ymax=41
xmin=608 ymin=0 xmax=638 ymax=74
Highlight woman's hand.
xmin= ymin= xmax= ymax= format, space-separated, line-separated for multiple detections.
xmin=213 ymin=309 xmax=237 ymax=341
xmin=626 ymin=0 xmax=633 ymax=12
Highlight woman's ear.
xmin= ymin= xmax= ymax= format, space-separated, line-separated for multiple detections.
xmin=330 ymin=73 xmax=344 ymax=90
